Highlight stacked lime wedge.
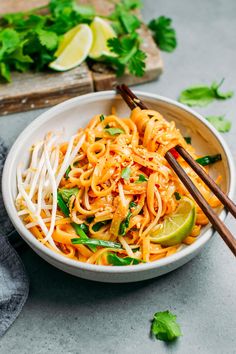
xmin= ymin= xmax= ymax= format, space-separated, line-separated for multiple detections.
xmin=49 ymin=24 xmax=93 ymax=71
xmin=49 ymin=17 xmax=116 ymax=71
xmin=89 ymin=17 xmax=116 ymax=59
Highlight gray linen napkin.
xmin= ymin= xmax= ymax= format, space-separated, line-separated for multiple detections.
xmin=0 ymin=138 xmax=29 ymax=336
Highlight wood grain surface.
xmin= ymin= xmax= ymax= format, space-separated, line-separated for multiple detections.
xmin=0 ymin=0 xmax=163 ymax=115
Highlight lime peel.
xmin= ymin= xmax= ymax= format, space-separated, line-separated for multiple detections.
xmin=150 ymin=197 xmax=196 ymax=246
xmin=49 ymin=24 xmax=93 ymax=71
xmin=89 ymin=16 xmax=117 ymax=59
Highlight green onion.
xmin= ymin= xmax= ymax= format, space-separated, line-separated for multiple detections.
xmin=184 ymin=137 xmax=191 ymax=144
xmin=92 ymin=221 xmax=110 ymax=232
xmin=100 ymin=114 xmax=105 ymax=122
xmin=72 ymin=223 xmax=96 ymax=252
xmin=196 ymin=154 xmax=222 ymax=166
xmin=119 ymin=211 xmax=132 ymax=236
xmin=65 ymin=165 xmax=71 ymax=180
xmin=57 ymin=193 xmax=70 ymax=216
xmin=107 ymin=253 xmax=143 ymax=266
xmin=129 ymin=201 xmax=137 ymax=208
xmin=71 ymin=238 xmax=122 ymax=249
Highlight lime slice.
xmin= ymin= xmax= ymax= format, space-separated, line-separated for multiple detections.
xmin=49 ymin=24 xmax=93 ymax=71
xmin=150 ymin=197 xmax=196 ymax=246
xmin=89 ymin=16 xmax=116 ymax=59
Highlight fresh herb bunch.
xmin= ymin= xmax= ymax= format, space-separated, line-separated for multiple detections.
xmin=0 ymin=0 xmax=177 ymax=82
xmin=0 ymin=0 xmax=95 ymax=81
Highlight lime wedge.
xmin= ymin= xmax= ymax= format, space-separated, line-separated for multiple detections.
xmin=150 ymin=197 xmax=196 ymax=246
xmin=89 ymin=16 xmax=116 ymax=59
xmin=49 ymin=24 xmax=93 ymax=71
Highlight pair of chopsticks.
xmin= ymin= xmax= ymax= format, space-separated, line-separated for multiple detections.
xmin=117 ymin=84 xmax=236 ymax=256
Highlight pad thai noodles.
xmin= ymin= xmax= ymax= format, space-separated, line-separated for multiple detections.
xmin=16 ymin=107 xmax=221 ymax=266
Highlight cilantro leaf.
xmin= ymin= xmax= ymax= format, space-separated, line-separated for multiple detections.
xmin=211 ymin=79 xmax=234 ymax=99
xmin=58 ymin=187 xmax=79 ymax=204
xmin=122 ymin=0 xmax=142 ymax=10
xmin=135 ymin=174 xmax=148 ymax=183
xmin=179 ymin=80 xmax=234 ymax=107
xmin=174 ymin=192 xmax=181 ymax=200
xmin=106 ymin=35 xmax=146 ymax=77
xmin=105 ymin=127 xmax=125 ymax=135
xmin=151 ymin=311 xmax=182 ymax=342
xmin=0 ymin=29 xmax=20 ymax=60
xmin=37 ymin=29 xmax=58 ymax=51
xmin=148 ymin=16 xmax=177 ymax=52
xmin=100 ymin=114 xmax=105 ymax=122
xmin=119 ymin=12 xmax=141 ymax=33
xmin=0 ymin=62 xmax=11 ymax=82
xmin=128 ymin=49 xmax=146 ymax=77
xmin=121 ymin=166 xmax=131 ymax=180
xmin=107 ymin=253 xmax=142 ymax=266
xmin=206 ymin=115 xmax=231 ymax=132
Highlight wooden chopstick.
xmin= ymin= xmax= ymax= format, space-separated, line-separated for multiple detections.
xmin=117 ymin=84 xmax=236 ymax=256
xmin=165 ymin=152 xmax=236 ymax=255
xmin=175 ymin=145 xmax=236 ymax=218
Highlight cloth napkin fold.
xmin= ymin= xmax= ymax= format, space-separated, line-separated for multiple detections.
xmin=0 ymin=138 xmax=29 ymax=337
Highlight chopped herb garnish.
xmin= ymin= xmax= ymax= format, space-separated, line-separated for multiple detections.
xmin=174 ymin=192 xmax=181 ymax=200
xmin=135 ymin=174 xmax=148 ymax=183
xmin=107 ymin=253 xmax=142 ymax=266
xmin=121 ymin=166 xmax=131 ymax=180
xmin=72 ymin=223 xmax=88 ymax=239
xmin=92 ymin=220 xmax=110 ymax=232
xmin=65 ymin=165 xmax=71 ymax=180
xmin=105 ymin=127 xmax=125 ymax=135
xmin=119 ymin=211 xmax=132 ymax=236
xmin=206 ymin=115 xmax=232 ymax=132
xmin=72 ymin=223 xmax=96 ymax=252
xmin=148 ymin=16 xmax=177 ymax=52
xmin=151 ymin=310 xmax=182 ymax=342
xmin=86 ymin=216 xmax=95 ymax=223
xmin=71 ymin=238 xmax=122 ymax=249
xmin=184 ymin=137 xmax=191 ymax=144
xmin=196 ymin=154 xmax=222 ymax=166
xmin=106 ymin=34 xmax=146 ymax=77
xmin=57 ymin=192 xmax=70 ymax=217
xmin=100 ymin=114 xmax=105 ymax=122
xmin=129 ymin=201 xmax=137 ymax=208
xmin=179 ymin=79 xmax=234 ymax=107
xmin=58 ymin=187 xmax=79 ymax=204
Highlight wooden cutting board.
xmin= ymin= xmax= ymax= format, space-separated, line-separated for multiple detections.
xmin=0 ymin=0 xmax=163 ymax=115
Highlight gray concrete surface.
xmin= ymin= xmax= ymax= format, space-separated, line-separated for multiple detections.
xmin=0 ymin=0 xmax=236 ymax=353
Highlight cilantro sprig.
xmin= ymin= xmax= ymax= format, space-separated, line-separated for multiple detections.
xmin=106 ymin=34 xmax=146 ymax=77
xmin=179 ymin=79 xmax=234 ymax=107
xmin=148 ymin=16 xmax=177 ymax=52
xmin=151 ymin=310 xmax=182 ymax=342
xmin=206 ymin=115 xmax=232 ymax=132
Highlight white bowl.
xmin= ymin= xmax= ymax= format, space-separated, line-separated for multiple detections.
xmin=2 ymin=91 xmax=235 ymax=283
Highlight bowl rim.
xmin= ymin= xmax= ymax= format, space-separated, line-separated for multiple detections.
xmin=2 ymin=90 xmax=235 ymax=274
